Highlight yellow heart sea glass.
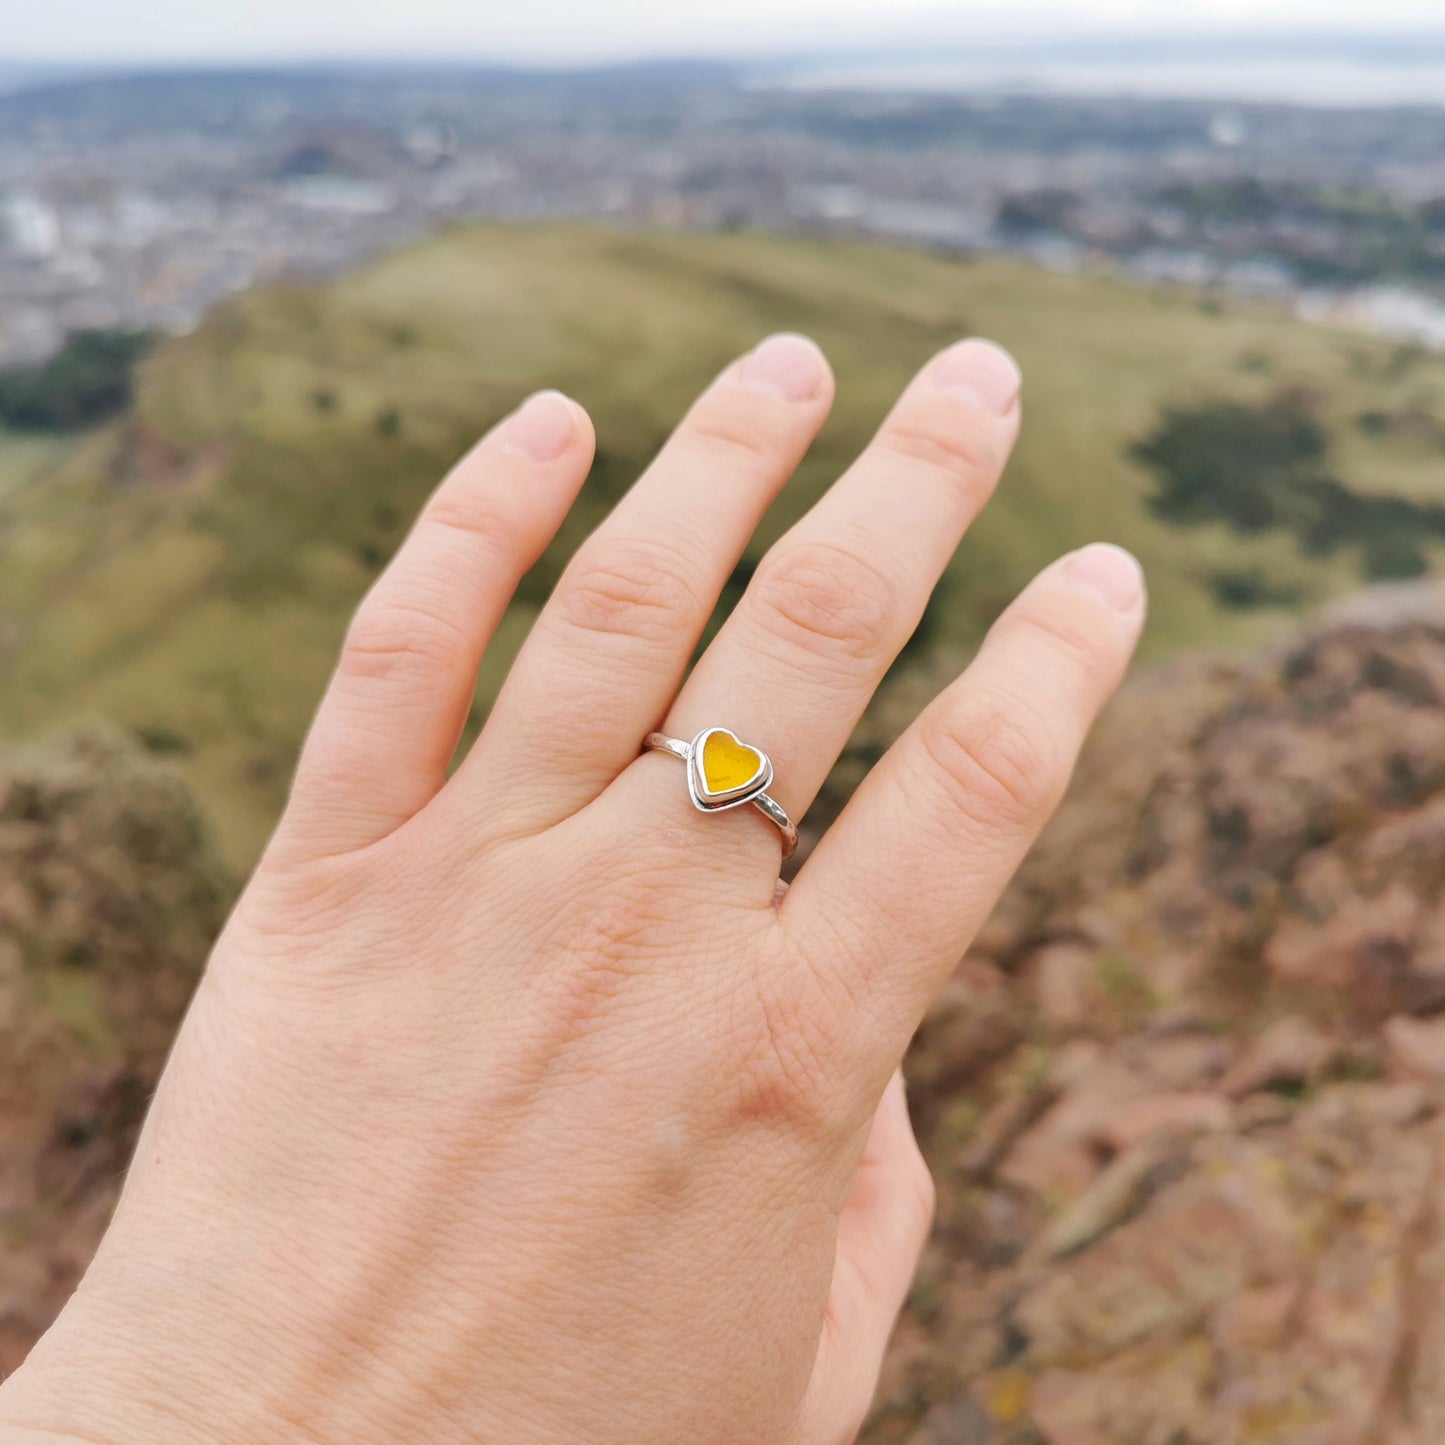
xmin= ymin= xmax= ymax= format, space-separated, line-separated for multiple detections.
xmin=701 ymin=729 xmax=765 ymax=796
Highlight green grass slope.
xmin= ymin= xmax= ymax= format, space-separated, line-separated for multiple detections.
xmin=2 ymin=224 xmax=1443 ymax=865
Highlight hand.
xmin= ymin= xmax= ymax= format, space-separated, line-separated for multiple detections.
xmin=0 ymin=335 xmax=1144 ymax=1443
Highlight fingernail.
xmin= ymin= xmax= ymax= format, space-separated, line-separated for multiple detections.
xmin=1063 ymin=543 xmax=1145 ymax=611
xmin=932 ymin=338 xmax=1022 ymax=415
xmin=739 ymin=333 xmax=827 ymax=402
xmin=504 ymin=390 xmax=576 ymax=462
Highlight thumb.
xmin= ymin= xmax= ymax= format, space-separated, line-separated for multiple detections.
xmin=797 ymin=1070 xmax=935 ymax=1445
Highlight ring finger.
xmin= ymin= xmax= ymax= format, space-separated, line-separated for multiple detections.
xmin=639 ymin=338 xmax=1022 ymax=866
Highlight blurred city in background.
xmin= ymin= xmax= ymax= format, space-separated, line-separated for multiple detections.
xmin=6 ymin=44 xmax=1445 ymax=365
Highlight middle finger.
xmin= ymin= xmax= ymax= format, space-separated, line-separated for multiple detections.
xmin=456 ymin=333 xmax=835 ymax=836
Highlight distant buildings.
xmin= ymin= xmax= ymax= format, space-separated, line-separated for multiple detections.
xmin=1 ymin=70 xmax=1444 ymax=368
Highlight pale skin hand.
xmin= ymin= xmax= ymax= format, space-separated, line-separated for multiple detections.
xmin=0 ymin=335 xmax=1144 ymax=1444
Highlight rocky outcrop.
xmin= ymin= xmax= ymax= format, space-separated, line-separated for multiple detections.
xmin=0 ymin=732 xmax=229 ymax=1372
xmin=867 ymin=583 xmax=1445 ymax=1443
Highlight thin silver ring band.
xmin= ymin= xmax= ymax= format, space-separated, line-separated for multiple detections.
xmin=645 ymin=731 xmax=799 ymax=859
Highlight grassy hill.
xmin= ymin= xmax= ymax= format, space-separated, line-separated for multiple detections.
xmin=3 ymin=224 xmax=1444 ymax=866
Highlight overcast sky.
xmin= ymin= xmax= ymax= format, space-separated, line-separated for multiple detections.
xmin=3 ymin=0 xmax=1442 ymax=66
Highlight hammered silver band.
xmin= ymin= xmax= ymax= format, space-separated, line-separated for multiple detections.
xmin=645 ymin=729 xmax=799 ymax=859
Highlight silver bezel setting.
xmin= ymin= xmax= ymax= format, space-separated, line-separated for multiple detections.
xmin=686 ymin=726 xmax=774 ymax=813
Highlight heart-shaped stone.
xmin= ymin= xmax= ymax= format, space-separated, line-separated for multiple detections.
xmin=689 ymin=727 xmax=771 ymax=808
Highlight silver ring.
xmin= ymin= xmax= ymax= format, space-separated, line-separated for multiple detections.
xmin=644 ymin=727 xmax=798 ymax=859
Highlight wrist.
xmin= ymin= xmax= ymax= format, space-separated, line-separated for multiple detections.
xmin=1 ymin=1315 xmax=201 ymax=1445
xmin=0 ymin=1266 xmax=286 ymax=1445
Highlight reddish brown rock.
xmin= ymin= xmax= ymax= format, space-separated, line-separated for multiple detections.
xmin=997 ymin=1057 xmax=1150 ymax=1200
xmin=1219 ymin=1015 xmax=1337 ymax=1097
xmin=1207 ymin=1280 xmax=1298 ymax=1357
xmin=1385 ymin=1014 xmax=1445 ymax=1082
xmin=1095 ymin=1091 xmax=1231 ymax=1153
xmin=1028 ymin=1341 xmax=1213 ymax=1445
xmin=1032 ymin=941 xmax=1108 ymax=1033
xmin=959 ymin=1086 xmax=1058 ymax=1179
xmin=1124 ymin=1030 xmax=1235 ymax=1091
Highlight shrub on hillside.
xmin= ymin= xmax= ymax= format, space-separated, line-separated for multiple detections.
xmin=1132 ymin=392 xmax=1445 ymax=586
xmin=0 ymin=328 xmax=153 ymax=432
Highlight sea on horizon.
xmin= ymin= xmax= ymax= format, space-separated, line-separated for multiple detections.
xmin=767 ymin=55 xmax=1445 ymax=109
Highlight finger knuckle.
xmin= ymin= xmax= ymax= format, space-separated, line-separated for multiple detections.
xmin=524 ymin=880 xmax=675 ymax=1043
xmin=678 ymin=396 xmax=780 ymax=469
xmin=338 ymin=598 xmax=468 ymax=688
xmin=999 ymin=602 xmax=1115 ymax=682
xmin=875 ymin=411 xmax=1002 ymax=488
xmin=723 ymin=973 xmax=846 ymax=1144
xmin=554 ymin=540 xmax=703 ymax=643
xmin=750 ymin=539 xmax=900 ymax=663
xmin=238 ymin=850 xmax=369 ymax=941
xmin=422 ymin=489 xmax=524 ymax=552
xmin=570 ymin=888 xmax=670 ymax=974
xmin=920 ymin=692 xmax=1060 ymax=832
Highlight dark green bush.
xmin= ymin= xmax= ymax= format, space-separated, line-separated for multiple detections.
xmin=1133 ymin=393 xmax=1445 ymax=581
xmin=0 ymin=328 xmax=153 ymax=432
